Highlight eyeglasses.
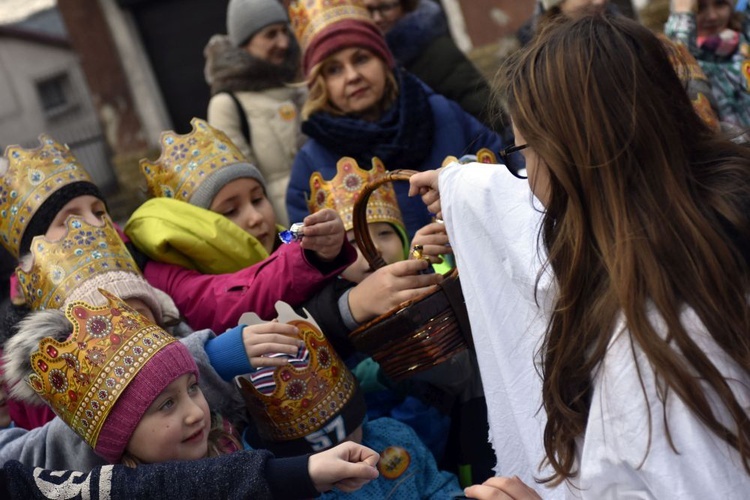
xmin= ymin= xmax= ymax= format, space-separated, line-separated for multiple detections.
xmin=498 ymin=144 xmax=528 ymax=179
xmin=366 ymin=1 xmax=401 ymax=16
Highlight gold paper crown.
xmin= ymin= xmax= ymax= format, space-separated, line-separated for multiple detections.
xmin=307 ymin=157 xmax=404 ymax=234
xmin=0 ymin=136 xmax=94 ymax=257
xmin=441 ymin=148 xmax=498 ymax=167
xmin=237 ymin=305 xmax=360 ymax=442
xmin=17 ymin=216 xmax=140 ymax=312
xmin=140 ymin=118 xmax=247 ymax=202
xmin=289 ymin=0 xmax=372 ymax=51
xmin=27 ymin=289 xmax=176 ymax=449
xmin=476 ymin=148 xmax=498 ymax=164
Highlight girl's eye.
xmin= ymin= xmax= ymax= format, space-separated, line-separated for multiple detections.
xmin=251 ymin=196 xmax=265 ymax=206
xmin=188 ymin=383 xmax=200 ymax=395
xmin=159 ymin=399 xmax=174 ymax=411
xmin=354 ymin=53 xmax=370 ymax=65
xmin=222 ymin=208 xmax=237 ymax=217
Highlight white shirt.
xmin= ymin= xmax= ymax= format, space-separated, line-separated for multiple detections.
xmin=439 ymin=163 xmax=750 ymax=499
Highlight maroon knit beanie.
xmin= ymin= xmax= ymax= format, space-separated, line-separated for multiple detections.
xmin=303 ymin=19 xmax=394 ymax=78
xmin=94 ymin=341 xmax=198 ymax=463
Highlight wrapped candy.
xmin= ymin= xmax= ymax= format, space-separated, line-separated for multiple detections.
xmin=278 ymin=223 xmax=304 ymax=244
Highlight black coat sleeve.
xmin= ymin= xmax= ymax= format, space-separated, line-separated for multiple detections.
xmin=1 ymin=450 xmax=317 ymax=500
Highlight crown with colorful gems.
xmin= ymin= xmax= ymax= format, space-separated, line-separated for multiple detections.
xmin=27 ymin=289 xmax=177 ymax=449
xmin=289 ymin=0 xmax=373 ymax=51
xmin=237 ymin=303 xmax=362 ymax=443
xmin=0 ymin=136 xmax=94 ymax=258
xmin=307 ymin=156 xmax=403 ymax=233
xmin=140 ymin=118 xmax=247 ymax=202
xmin=17 ymin=217 xmax=140 ymax=312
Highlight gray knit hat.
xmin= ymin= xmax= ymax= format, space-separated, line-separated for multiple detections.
xmin=227 ymin=0 xmax=288 ymax=47
xmin=189 ymin=163 xmax=267 ymax=209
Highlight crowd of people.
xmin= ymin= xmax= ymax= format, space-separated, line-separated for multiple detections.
xmin=0 ymin=0 xmax=748 ymax=498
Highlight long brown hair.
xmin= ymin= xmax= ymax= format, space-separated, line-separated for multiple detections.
xmin=497 ymin=12 xmax=750 ymax=486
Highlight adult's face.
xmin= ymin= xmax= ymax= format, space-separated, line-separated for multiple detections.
xmin=322 ymin=47 xmax=388 ymax=120
xmin=244 ymin=22 xmax=290 ymax=65
xmin=363 ymin=0 xmax=404 ymax=33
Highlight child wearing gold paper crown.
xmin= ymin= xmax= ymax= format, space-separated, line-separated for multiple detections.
xmin=306 ymin=156 xmax=493 ymax=485
xmin=237 ymin=302 xmax=463 ymax=499
xmin=0 ymin=136 xmax=112 ymax=431
xmin=124 ymin=118 xmax=357 ymax=333
xmin=0 ymin=215 xmax=305 ymax=470
xmin=1 ymin=291 xmax=380 ymax=497
xmin=0 ymin=131 xmax=353 ymax=342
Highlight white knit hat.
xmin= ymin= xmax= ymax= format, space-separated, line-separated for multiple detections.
xmin=60 ymin=270 xmax=167 ymax=325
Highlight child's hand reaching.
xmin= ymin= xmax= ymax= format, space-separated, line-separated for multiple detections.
xmin=242 ymin=320 xmax=303 ymax=368
xmin=300 ymin=208 xmax=346 ymax=262
xmin=308 ymin=441 xmax=380 ymax=493
xmin=411 ymin=221 xmax=452 ymax=264
xmin=348 ymin=259 xmax=443 ymax=323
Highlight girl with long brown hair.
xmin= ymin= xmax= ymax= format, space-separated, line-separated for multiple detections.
xmin=411 ymin=10 xmax=750 ymax=499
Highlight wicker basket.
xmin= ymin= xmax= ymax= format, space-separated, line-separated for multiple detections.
xmin=348 ymin=169 xmax=472 ymax=381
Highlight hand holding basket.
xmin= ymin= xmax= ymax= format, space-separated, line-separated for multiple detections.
xmin=348 ymin=169 xmax=473 ymax=381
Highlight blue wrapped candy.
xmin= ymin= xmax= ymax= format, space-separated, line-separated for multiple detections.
xmin=278 ymin=222 xmax=304 ymax=244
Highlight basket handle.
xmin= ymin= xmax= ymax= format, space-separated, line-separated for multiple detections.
xmin=352 ymin=169 xmax=420 ymax=270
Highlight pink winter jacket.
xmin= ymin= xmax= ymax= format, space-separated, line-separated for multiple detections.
xmin=143 ymin=241 xmax=357 ymax=334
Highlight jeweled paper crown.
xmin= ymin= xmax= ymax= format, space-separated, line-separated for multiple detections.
xmin=476 ymin=148 xmax=498 ymax=164
xmin=17 ymin=217 xmax=140 ymax=312
xmin=237 ymin=303 xmax=361 ymax=443
xmin=27 ymin=289 xmax=177 ymax=449
xmin=307 ymin=156 xmax=403 ymax=234
xmin=289 ymin=0 xmax=372 ymax=51
xmin=0 ymin=136 xmax=94 ymax=257
xmin=140 ymin=118 xmax=247 ymax=202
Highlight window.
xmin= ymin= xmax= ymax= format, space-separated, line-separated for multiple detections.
xmin=36 ymin=73 xmax=70 ymax=113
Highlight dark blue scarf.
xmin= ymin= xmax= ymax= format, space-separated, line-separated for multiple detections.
xmin=301 ymin=68 xmax=435 ymax=169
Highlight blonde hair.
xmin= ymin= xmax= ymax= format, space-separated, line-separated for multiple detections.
xmin=301 ymin=55 xmax=399 ymax=120
xmin=120 ymin=413 xmax=241 ymax=468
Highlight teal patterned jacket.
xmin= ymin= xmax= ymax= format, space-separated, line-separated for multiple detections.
xmin=665 ymin=11 xmax=750 ymax=127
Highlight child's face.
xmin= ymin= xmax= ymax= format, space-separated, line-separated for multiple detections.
xmin=341 ymin=222 xmax=404 ymax=283
xmin=697 ymin=0 xmax=733 ymax=37
xmin=209 ymin=178 xmax=277 ymax=254
xmin=124 ymin=298 xmax=156 ymax=324
xmin=125 ymin=373 xmax=210 ymax=464
xmin=45 ymin=195 xmax=108 ymax=241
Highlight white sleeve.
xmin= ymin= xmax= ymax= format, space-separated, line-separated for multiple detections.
xmin=440 ymin=163 xmax=563 ymax=498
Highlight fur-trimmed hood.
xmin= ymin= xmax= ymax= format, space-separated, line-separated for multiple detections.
xmin=204 ymin=34 xmax=301 ymax=95
xmin=385 ymin=0 xmax=449 ymax=66
xmin=2 ymin=308 xmax=72 ymax=405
